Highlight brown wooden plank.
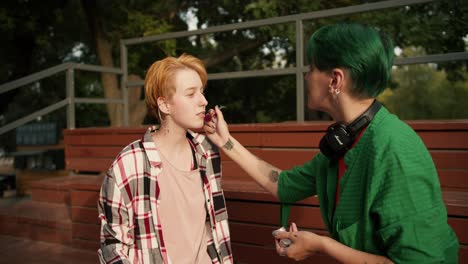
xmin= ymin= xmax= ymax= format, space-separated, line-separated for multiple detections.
xmin=65 ymin=146 xmax=123 ymax=159
xmin=71 ymin=207 xmax=99 ymax=225
xmin=431 ymin=151 xmax=468 ymax=169
xmin=222 ymin=161 xmax=468 ymax=191
xmin=231 ymin=243 xmax=339 ymax=264
xmin=221 ymin=162 xmax=251 ymax=179
xmin=230 ymin=222 xmax=328 ymax=246
xmin=460 ymin=245 xmax=468 ymax=264
xmin=448 ymin=217 xmax=468 ymax=245
xmin=223 ymin=179 xmax=319 ymax=205
xmin=222 ymin=148 xmax=468 ymax=169
xmin=443 ymin=191 xmax=468 ymax=217
xmin=72 ymin=238 xmax=99 ymax=251
xmin=64 ymin=127 xmax=145 ymax=135
xmin=70 ymin=190 xmax=100 ymax=208
xmin=62 ymin=121 xmax=468 ymax=135
xmin=407 ymin=121 xmax=468 ymax=131
xmin=260 ymin=132 xmax=323 ymax=148
xmin=67 ymin=175 xmax=104 ymax=191
xmin=231 ymin=242 xmax=467 ymax=264
xmin=72 ymin=222 xmax=99 ymax=241
xmin=221 ymin=148 xmax=319 ymax=167
xmin=226 ymin=200 xmax=326 ymax=229
xmin=231 ymin=132 xmax=262 ymax=146
xmin=419 ymin=131 xmax=468 ymax=149
xmin=439 ymin=170 xmax=468 ymax=189
xmin=66 ymin=158 xmax=113 ymax=172
xmin=64 ymin=134 xmax=140 ymax=146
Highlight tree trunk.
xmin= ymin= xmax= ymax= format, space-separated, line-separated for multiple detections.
xmin=127 ymin=74 xmax=147 ymax=126
xmin=81 ymin=0 xmax=122 ymax=126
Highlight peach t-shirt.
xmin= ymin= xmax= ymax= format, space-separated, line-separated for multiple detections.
xmin=158 ymin=151 xmax=212 ymax=264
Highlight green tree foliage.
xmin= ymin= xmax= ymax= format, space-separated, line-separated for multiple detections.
xmin=379 ymin=48 xmax=468 ymax=119
xmin=1 ymin=0 xmax=467 ymax=132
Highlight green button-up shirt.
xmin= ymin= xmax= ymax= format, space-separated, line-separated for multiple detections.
xmin=278 ymin=107 xmax=459 ymax=263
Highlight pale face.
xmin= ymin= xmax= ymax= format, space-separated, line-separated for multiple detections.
xmin=304 ymin=66 xmax=333 ymax=112
xmin=166 ymin=68 xmax=208 ymax=129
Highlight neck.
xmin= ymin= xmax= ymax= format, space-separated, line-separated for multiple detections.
xmin=331 ymin=96 xmax=375 ymax=125
xmin=154 ymin=121 xmax=188 ymax=153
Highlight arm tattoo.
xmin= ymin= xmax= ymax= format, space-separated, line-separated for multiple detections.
xmin=269 ymin=170 xmax=279 ymax=182
xmin=223 ymin=138 xmax=234 ymax=150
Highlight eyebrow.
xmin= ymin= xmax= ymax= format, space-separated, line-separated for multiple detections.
xmin=184 ymin=86 xmax=204 ymax=93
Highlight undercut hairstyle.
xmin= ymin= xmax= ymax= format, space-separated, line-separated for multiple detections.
xmin=306 ymin=23 xmax=394 ymax=98
xmin=145 ymin=53 xmax=207 ymax=120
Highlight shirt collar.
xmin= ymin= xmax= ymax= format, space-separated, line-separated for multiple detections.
xmin=142 ymin=126 xmax=211 ymax=168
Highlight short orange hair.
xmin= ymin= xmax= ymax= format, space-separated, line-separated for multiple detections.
xmin=145 ymin=53 xmax=207 ymax=120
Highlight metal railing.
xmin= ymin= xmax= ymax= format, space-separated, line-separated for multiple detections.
xmin=0 ymin=63 xmax=122 ymax=135
xmin=120 ymin=0 xmax=468 ymax=121
xmin=1 ymin=0 xmax=467 ymax=135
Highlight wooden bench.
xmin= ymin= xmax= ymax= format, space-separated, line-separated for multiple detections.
xmin=63 ymin=121 xmax=468 ymax=263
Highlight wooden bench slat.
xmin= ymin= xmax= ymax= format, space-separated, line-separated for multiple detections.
xmin=64 ymin=134 xmax=141 ymax=146
xmin=418 ymin=131 xmax=468 ymax=149
xmin=230 ymin=222 xmax=328 ymax=246
xmin=222 ymin=148 xmax=468 ymax=170
xmin=232 ymin=238 xmax=468 ymax=264
xmin=439 ymin=170 xmax=468 ymax=189
xmin=229 ymin=131 xmax=468 ymax=149
xmin=231 ymin=243 xmax=339 ymax=264
xmin=431 ymin=151 xmax=468 ymax=169
xmin=66 ymin=146 xmax=123 ymax=159
xmin=222 ymin=161 xmax=468 ymax=191
xmin=226 ymin=200 xmax=326 ymax=229
xmin=66 ymin=158 xmax=113 ymax=172
xmin=448 ymin=218 xmax=468 ymax=244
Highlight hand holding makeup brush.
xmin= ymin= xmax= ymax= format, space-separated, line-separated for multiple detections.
xmin=203 ymin=105 xmax=231 ymax=148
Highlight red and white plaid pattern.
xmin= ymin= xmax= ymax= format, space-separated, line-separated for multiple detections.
xmin=98 ymin=126 xmax=233 ymax=264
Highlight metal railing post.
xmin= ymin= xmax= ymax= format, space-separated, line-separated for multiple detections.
xmin=121 ymin=41 xmax=129 ymax=126
xmin=295 ymin=19 xmax=305 ymax=122
xmin=66 ymin=67 xmax=75 ymax=129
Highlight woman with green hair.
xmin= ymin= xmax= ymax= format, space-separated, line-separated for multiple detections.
xmin=204 ymin=23 xmax=458 ymax=263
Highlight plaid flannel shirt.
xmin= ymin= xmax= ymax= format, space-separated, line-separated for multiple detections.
xmin=98 ymin=126 xmax=233 ymax=264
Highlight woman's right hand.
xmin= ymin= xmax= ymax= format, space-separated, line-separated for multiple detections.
xmin=203 ymin=106 xmax=231 ymax=148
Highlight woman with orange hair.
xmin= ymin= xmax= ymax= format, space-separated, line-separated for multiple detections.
xmin=98 ymin=54 xmax=233 ymax=264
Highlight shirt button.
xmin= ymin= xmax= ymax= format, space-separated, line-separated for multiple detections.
xmin=207 ymin=199 xmax=210 ymax=203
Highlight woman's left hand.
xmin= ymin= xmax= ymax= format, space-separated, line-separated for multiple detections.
xmin=273 ymin=223 xmax=325 ymax=261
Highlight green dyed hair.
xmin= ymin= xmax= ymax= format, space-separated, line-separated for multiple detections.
xmin=306 ymin=23 xmax=394 ymax=98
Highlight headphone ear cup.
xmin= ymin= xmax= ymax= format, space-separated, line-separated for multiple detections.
xmin=319 ymin=100 xmax=381 ymax=161
xmin=319 ymin=123 xmax=354 ymax=160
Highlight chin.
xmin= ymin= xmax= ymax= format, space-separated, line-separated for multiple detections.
xmin=189 ymin=122 xmax=204 ymax=130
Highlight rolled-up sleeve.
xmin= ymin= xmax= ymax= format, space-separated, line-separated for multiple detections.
xmin=278 ymin=154 xmax=325 ymax=203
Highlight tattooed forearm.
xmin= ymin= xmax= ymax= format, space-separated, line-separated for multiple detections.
xmin=223 ymin=138 xmax=234 ymax=150
xmin=269 ymin=170 xmax=279 ymax=182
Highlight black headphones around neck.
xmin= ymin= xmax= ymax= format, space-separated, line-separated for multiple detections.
xmin=319 ymin=100 xmax=382 ymax=161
